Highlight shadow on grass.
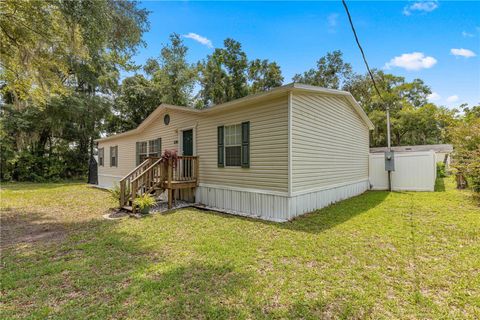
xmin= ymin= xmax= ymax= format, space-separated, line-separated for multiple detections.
xmin=1 ymin=208 xmax=253 ymax=318
xmin=0 ymin=208 xmax=107 ymax=248
xmin=194 ymin=190 xmax=389 ymax=235
xmin=435 ymin=178 xmax=446 ymax=192
xmin=0 ymin=181 xmax=86 ymax=191
xmin=279 ymin=190 xmax=389 ymax=234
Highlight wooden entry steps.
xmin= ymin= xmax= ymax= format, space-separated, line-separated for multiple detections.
xmin=119 ymin=156 xmax=199 ymax=213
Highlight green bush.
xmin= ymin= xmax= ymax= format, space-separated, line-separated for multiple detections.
xmin=436 ymin=162 xmax=446 ymax=178
xmin=109 ymin=184 xmax=122 ymax=207
xmin=467 ymin=153 xmax=480 ymax=193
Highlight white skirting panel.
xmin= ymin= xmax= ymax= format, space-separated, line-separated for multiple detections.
xmin=195 ymin=179 xmax=369 ymax=222
xmin=98 ymin=174 xmax=122 ymax=189
xmin=288 ymin=180 xmax=369 ymax=218
xmin=195 ymin=185 xmax=289 ymax=222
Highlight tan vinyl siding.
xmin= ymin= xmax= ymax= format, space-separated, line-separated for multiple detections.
xmin=196 ymin=96 xmax=288 ymax=192
xmin=291 ymin=92 xmax=369 ymax=193
xmin=98 ymin=96 xmax=289 ymax=192
xmin=97 ymin=109 xmax=198 ymax=178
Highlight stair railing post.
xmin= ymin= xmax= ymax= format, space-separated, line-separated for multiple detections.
xmin=167 ymin=158 xmax=173 ymax=209
xmin=195 ymin=156 xmax=199 ymax=185
xmin=120 ymin=180 xmax=125 ymax=207
xmin=132 ymin=180 xmax=137 ymax=213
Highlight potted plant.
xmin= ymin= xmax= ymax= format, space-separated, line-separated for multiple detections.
xmin=133 ymin=194 xmax=156 ymax=214
xmin=160 ymin=149 xmax=179 ymax=168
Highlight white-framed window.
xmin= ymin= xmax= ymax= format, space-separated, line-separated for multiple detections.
xmin=110 ymin=146 xmax=118 ymax=167
xmin=138 ymin=141 xmax=148 ymax=164
xmin=224 ymin=124 xmax=242 ymax=167
xmin=148 ymin=139 xmax=160 ymax=157
xmin=98 ymin=148 xmax=104 ymax=166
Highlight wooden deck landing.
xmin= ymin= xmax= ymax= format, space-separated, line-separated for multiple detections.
xmin=119 ymin=156 xmax=199 ymax=213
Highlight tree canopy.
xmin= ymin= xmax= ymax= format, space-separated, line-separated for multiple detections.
xmin=293 ymin=50 xmax=353 ymax=89
xmin=0 ymin=0 xmax=149 ymax=181
xmin=197 ymin=38 xmax=284 ymax=106
xmin=0 ymin=0 xmax=149 ymax=104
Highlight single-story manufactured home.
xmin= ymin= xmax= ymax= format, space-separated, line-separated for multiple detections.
xmin=95 ymin=83 xmax=374 ymax=222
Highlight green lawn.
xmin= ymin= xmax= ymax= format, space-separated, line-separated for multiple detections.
xmin=1 ymin=179 xmax=479 ymax=319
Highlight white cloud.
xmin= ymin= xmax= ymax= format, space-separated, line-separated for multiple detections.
xmin=446 ymin=95 xmax=459 ymax=103
xmin=462 ymin=31 xmax=475 ymax=38
xmin=403 ymin=1 xmax=439 ymax=16
xmin=384 ymin=52 xmax=437 ymax=71
xmin=183 ymin=33 xmax=213 ymax=48
xmin=327 ymin=13 xmax=339 ymax=33
xmin=450 ymin=48 xmax=476 ymax=58
xmin=427 ymin=92 xmax=441 ymax=101
xmin=328 ymin=13 xmax=338 ymax=27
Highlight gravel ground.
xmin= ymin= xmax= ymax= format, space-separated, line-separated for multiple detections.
xmin=150 ymin=200 xmax=192 ymax=213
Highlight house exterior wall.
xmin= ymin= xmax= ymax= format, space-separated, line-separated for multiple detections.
xmin=196 ymin=96 xmax=289 ymax=192
xmin=290 ymin=92 xmax=370 ymax=194
xmin=98 ymin=95 xmax=289 ymax=193
xmin=97 ymin=109 xmax=199 ymax=188
xmin=196 ymin=92 xmax=371 ymax=221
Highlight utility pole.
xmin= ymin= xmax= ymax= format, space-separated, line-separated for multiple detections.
xmin=386 ymin=105 xmax=392 ymax=191
xmin=342 ymin=0 xmax=394 ymax=191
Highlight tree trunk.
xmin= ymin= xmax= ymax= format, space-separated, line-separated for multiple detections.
xmin=36 ymin=128 xmax=50 ymax=157
xmin=456 ymin=173 xmax=468 ymax=189
xmin=87 ymin=136 xmax=97 ymax=184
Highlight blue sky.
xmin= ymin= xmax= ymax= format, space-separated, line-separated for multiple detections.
xmin=131 ymin=1 xmax=480 ymax=108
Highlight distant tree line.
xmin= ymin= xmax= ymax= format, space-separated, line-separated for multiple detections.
xmin=1 ymin=0 xmax=478 ymax=192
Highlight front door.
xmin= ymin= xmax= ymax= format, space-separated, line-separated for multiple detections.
xmin=182 ymin=129 xmax=193 ymax=179
xmin=182 ymin=129 xmax=193 ymax=156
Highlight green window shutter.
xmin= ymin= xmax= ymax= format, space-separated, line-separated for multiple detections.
xmin=157 ymin=138 xmax=162 ymax=156
xmin=109 ymin=146 xmax=113 ymax=167
xmin=136 ymin=142 xmax=140 ymax=166
xmin=217 ymin=126 xmax=224 ymax=168
xmin=241 ymin=121 xmax=250 ymax=168
xmin=115 ymin=146 xmax=118 ymax=167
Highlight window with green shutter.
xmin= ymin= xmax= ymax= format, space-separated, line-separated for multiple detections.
xmin=241 ymin=121 xmax=250 ymax=168
xmin=136 ymin=138 xmax=161 ymax=166
xmin=217 ymin=126 xmax=224 ymax=167
xmin=138 ymin=141 xmax=148 ymax=164
xmin=224 ymin=124 xmax=241 ymax=167
xmin=219 ymin=122 xmax=250 ymax=168
xmin=148 ymin=138 xmax=161 ymax=157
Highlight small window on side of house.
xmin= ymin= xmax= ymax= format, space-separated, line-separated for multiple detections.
xmin=138 ymin=141 xmax=148 ymax=163
xmin=98 ymin=148 xmax=104 ymax=166
xmin=148 ymin=139 xmax=160 ymax=157
xmin=110 ymin=146 xmax=118 ymax=167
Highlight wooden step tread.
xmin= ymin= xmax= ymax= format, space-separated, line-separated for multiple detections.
xmin=122 ymin=205 xmax=133 ymax=212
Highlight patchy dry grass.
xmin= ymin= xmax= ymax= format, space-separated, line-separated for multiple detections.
xmin=1 ymin=178 xmax=479 ymax=319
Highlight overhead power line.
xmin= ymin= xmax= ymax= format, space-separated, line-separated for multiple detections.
xmin=342 ymin=0 xmax=393 ymax=191
xmin=341 ymin=0 xmax=383 ymax=100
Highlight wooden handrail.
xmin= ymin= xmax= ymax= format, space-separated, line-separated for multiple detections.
xmin=120 ymin=158 xmax=150 ymax=182
xmin=131 ymin=158 xmax=162 ymax=183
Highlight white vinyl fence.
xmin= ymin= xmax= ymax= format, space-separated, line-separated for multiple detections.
xmin=369 ymin=151 xmax=436 ymax=191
